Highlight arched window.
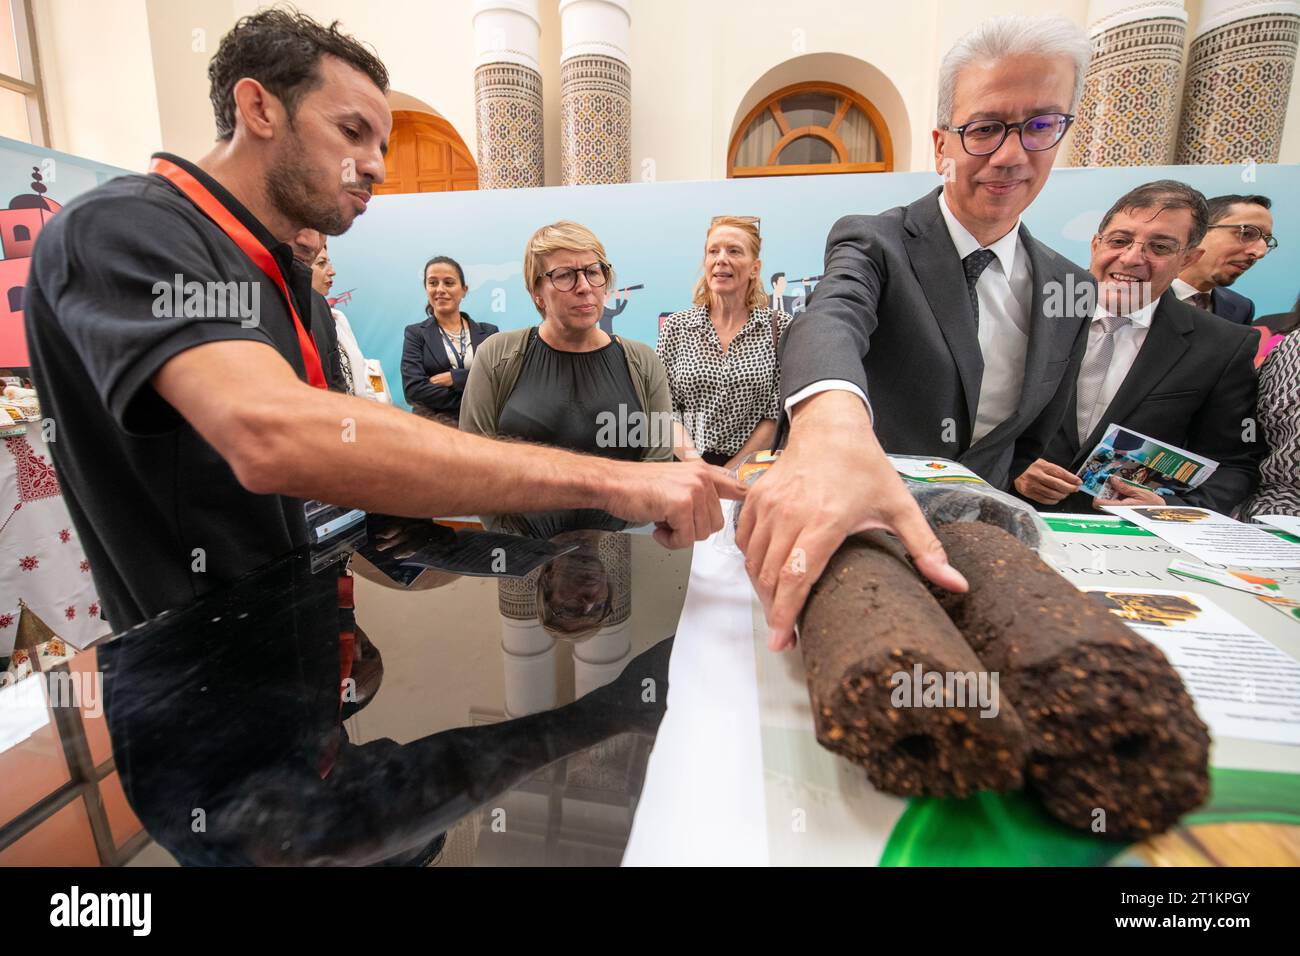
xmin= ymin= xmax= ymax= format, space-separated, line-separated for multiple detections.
xmin=13 ymin=225 xmax=31 ymax=242
xmin=728 ymin=82 xmax=893 ymax=178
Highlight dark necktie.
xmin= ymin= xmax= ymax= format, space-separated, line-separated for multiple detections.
xmin=963 ymin=248 xmax=998 ymax=328
xmin=1189 ymin=291 xmax=1213 ymax=311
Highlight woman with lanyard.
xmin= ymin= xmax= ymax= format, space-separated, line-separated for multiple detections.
xmin=401 ymin=256 xmax=499 ymax=424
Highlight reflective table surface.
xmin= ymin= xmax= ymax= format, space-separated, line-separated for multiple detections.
xmin=95 ymin=511 xmax=689 ymax=867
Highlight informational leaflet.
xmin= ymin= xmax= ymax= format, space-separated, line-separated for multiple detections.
xmin=1077 ymin=424 xmax=1217 ymax=498
xmin=1084 ymin=587 xmax=1300 ymax=745
xmin=1101 ymin=505 xmax=1300 ymax=568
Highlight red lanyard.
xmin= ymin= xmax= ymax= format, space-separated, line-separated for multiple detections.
xmin=148 ymin=157 xmax=327 ymax=390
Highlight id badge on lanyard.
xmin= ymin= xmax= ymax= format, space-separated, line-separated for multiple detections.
xmin=148 ymin=157 xmax=328 ymax=390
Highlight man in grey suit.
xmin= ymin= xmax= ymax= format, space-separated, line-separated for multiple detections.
xmin=737 ymin=14 xmax=1093 ymax=651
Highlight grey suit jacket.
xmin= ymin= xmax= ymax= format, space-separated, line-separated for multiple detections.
xmin=778 ymin=187 xmax=1092 ymax=489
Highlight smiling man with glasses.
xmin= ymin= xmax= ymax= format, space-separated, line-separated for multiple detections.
xmin=1174 ymin=194 xmax=1276 ymax=325
xmin=737 ymin=15 xmax=1095 ymax=652
xmin=1013 ymin=180 xmax=1262 ymax=515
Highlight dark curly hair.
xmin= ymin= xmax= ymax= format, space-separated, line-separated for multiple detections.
xmin=207 ymin=6 xmax=389 ymax=141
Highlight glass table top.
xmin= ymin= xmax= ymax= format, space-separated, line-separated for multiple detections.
xmin=91 ymin=511 xmax=690 ymax=867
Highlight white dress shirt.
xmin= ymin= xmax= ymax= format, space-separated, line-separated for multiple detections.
xmin=1171 ymin=276 xmax=1204 ymax=303
xmin=936 ymin=193 xmax=1032 ymax=443
xmin=1076 ymin=297 xmax=1158 ymax=439
xmin=785 ymin=194 xmax=1032 ymax=445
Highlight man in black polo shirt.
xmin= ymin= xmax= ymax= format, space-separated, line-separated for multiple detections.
xmin=26 ymin=10 xmax=740 ymax=631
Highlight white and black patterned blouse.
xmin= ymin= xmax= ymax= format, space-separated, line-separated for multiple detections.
xmin=656 ymin=305 xmax=793 ymax=457
xmin=1240 ymin=332 xmax=1300 ymax=519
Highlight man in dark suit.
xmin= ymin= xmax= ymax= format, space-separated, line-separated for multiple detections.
xmin=736 ymin=14 xmax=1093 ymax=651
xmin=1014 ymin=181 xmax=1261 ymax=515
xmin=1173 ymin=194 xmax=1275 ymax=325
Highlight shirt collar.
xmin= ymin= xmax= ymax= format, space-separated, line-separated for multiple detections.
xmin=150 ymin=152 xmax=290 ymax=262
xmin=938 ymin=191 xmax=1021 ymax=278
xmin=1170 ymin=277 xmax=1205 ymax=302
xmin=1093 ymin=296 xmax=1159 ymax=329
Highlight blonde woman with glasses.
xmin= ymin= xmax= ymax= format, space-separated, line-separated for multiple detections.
xmin=656 ymin=215 xmax=793 ymax=469
xmin=460 ymin=220 xmax=672 ymax=464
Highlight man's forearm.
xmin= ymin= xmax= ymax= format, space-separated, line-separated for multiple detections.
xmin=238 ymin=384 xmax=615 ymax=518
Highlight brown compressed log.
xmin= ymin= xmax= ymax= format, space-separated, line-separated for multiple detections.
xmin=931 ymin=521 xmax=1211 ymax=840
xmin=799 ymin=531 xmax=1028 ymax=798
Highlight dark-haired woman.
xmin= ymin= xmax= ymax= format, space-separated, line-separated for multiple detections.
xmin=401 ymin=256 xmax=499 ymax=424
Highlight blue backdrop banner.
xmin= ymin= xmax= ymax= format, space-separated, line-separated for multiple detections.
xmin=329 ymin=163 xmax=1299 ymax=411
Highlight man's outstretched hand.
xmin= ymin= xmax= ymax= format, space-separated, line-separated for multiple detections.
xmin=735 ymin=391 xmax=968 ymax=651
xmin=601 ymin=458 xmax=748 ymax=549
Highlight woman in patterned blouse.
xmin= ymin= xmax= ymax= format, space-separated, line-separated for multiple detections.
xmin=656 ymin=216 xmax=793 ymax=469
xmin=1239 ymin=328 xmax=1300 ymax=519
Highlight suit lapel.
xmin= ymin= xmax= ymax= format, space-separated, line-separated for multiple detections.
xmin=1072 ymin=291 xmax=1193 ymax=465
xmin=468 ymin=319 xmax=491 ymax=350
xmin=902 ymin=190 xmax=983 ymax=432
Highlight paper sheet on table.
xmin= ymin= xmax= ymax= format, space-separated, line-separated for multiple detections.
xmin=1083 ymin=587 xmax=1300 ymax=745
xmin=1101 ymin=505 xmax=1300 ymax=568
xmin=1254 ymin=514 xmax=1300 ymax=539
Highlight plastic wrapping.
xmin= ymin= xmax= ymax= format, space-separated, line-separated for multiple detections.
xmin=887 ymin=455 xmax=1049 ymax=552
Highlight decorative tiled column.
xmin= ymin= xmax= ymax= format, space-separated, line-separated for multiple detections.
xmin=473 ymin=0 xmax=544 ymax=189
xmin=559 ymin=0 xmax=631 ymax=185
xmin=1176 ymin=0 xmax=1300 ymax=164
xmin=1070 ymin=1 xmax=1188 ymax=166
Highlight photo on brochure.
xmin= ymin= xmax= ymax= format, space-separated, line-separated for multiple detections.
xmin=1076 ymin=424 xmax=1218 ymax=499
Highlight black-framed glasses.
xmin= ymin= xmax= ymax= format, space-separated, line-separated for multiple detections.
xmin=1097 ymin=231 xmax=1183 ymax=260
xmin=1206 ymin=223 xmax=1278 ymax=251
xmin=543 ymin=262 xmax=610 ymax=292
xmin=940 ymin=112 xmax=1074 ymax=156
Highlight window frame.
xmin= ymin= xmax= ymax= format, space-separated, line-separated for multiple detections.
xmin=0 ymin=0 xmax=49 ymax=147
xmin=728 ymin=81 xmax=893 ymax=178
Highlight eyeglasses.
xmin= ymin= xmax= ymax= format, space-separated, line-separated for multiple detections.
xmin=542 ymin=262 xmax=610 ymax=292
xmin=940 ymin=112 xmax=1075 ymax=156
xmin=1206 ymin=223 xmax=1278 ymax=250
xmin=711 ymin=215 xmax=761 ymax=228
xmin=1097 ymin=232 xmax=1184 ymax=260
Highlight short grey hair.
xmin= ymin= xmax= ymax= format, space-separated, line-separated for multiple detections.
xmin=937 ymin=15 xmax=1091 ymax=128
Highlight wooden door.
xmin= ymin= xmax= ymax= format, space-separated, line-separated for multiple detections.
xmin=376 ymin=110 xmax=478 ymax=194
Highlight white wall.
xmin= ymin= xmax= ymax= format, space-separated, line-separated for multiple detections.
xmin=33 ymin=0 xmax=163 ymax=171
xmin=26 ymin=0 xmax=1300 ymax=180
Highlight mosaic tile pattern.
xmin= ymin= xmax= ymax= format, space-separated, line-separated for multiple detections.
xmin=474 ymin=62 xmax=545 ymax=190
xmin=560 ymin=54 xmax=631 ymax=186
xmin=1070 ymin=16 xmax=1187 ymax=166
xmin=1176 ymin=12 xmax=1300 ymax=164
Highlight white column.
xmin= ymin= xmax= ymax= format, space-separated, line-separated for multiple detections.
xmin=1176 ymin=0 xmax=1300 ymax=164
xmin=572 ymin=617 xmax=632 ymax=699
xmin=498 ymin=569 xmax=555 ymax=717
xmin=473 ymin=0 xmax=545 ymax=188
xmin=500 ymin=617 xmax=557 ymax=718
xmin=559 ymin=0 xmax=631 ymax=185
